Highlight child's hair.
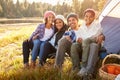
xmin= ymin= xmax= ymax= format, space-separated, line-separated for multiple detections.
xmin=84 ymin=8 xmax=95 ymax=17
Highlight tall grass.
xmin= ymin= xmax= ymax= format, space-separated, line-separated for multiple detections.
xmin=0 ymin=24 xmax=37 ymax=73
xmin=0 ymin=25 xmax=35 ymax=47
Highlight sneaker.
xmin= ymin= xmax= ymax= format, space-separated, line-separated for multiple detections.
xmin=30 ymin=60 xmax=36 ymax=68
xmin=71 ymin=67 xmax=80 ymax=74
xmin=38 ymin=60 xmax=44 ymax=67
xmin=77 ymin=67 xmax=87 ymax=76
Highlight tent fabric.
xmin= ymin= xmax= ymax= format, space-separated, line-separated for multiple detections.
xmin=99 ymin=0 xmax=120 ymax=22
xmin=101 ymin=16 xmax=120 ymax=53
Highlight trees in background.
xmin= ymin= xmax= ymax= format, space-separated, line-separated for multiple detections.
xmin=72 ymin=0 xmax=81 ymax=17
xmin=0 ymin=0 xmax=106 ymax=18
xmin=0 ymin=4 xmax=2 ymax=16
xmin=98 ymin=0 xmax=106 ymax=12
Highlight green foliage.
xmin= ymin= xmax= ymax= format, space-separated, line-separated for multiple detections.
xmin=80 ymin=0 xmax=96 ymax=18
xmin=0 ymin=5 xmax=2 ymax=13
xmin=72 ymin=0 xmax=81 ymax=16
xmin=98 ymin=0 xmax=106 ymax=12
xmin=0 ymin=0 xmax=103 ymax=18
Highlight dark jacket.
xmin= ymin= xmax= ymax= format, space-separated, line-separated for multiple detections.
xmin=54 ymin=24 xmax=68 ymax=46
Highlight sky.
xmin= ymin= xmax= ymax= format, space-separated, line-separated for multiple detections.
xmin=13 ymin=0 xmax=72 ymax=5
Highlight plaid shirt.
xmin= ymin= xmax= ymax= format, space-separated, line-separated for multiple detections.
xmin=29 ymin=23 xmax=54 ymax=41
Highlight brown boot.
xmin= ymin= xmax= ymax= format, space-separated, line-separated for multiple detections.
xmin=30 ymin=60 xmax=36 ymax=68
xmin=24 ymin=63 xmax=29 ymax=69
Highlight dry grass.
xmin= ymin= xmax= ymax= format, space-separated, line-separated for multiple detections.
xmin=0 ymin=23 xmax=101 ymax=80
xmin=0 ymin=23 xmax=37 ymax=72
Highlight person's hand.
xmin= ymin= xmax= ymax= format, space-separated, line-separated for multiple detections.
xmin=32 ymin=34 xmax=39 ymax=40
xmin=27 ymin=39 xmax=30 ymax=41
xmin=96 ymin=35 xmax=105 ymax=44
xmin=76 ymin=37 xmax=82 ymax=43
xmin=65 ymin=36 xmax=72 ymax=42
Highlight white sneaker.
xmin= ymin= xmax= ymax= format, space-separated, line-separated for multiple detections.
xmin=77 ymin=67 xmax=87 ymax=76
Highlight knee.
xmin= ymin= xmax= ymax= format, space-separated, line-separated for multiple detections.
xmin=33 ymin=39 xmax=40 ymax=44
xmin=71 ymin=43 xmax=82 ymax=53
xmin=23 ymin=39 xmax=28 ymax=45
xmin=90 ymin=43 xmax=98 ymax=47
xmin=82 ymin=38 xmax=91 ymax=47
xmin=58 ymin=38 xmax=67 ymax=45
xmin=40 ymin=42 xmax=48 ymax=48
xmin=71 ymin=43 xmax=78 ymax=50
xmin=22 ymin=40 xmax=31 ymax=48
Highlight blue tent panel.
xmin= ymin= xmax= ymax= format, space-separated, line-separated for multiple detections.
xmin=101 ymin=16 xmax=120 ymax=53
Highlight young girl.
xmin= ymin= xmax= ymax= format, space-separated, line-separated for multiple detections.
xmin=30 ymin=11 xmax=56 ymax=68
xmin=38 ymin=15 xmax=68 ymax=66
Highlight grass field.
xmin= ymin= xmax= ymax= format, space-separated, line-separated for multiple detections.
xmin=0 ymin=23 xmax=102 ymax=80
xmin=0 ymin=23 xmax=75 ymax=80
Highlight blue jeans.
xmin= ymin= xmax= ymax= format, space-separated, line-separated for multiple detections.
xmin=39 ymin=41 xmax=56 ymax=63
xmin=31 ymin=39 xmax=45 ymax=62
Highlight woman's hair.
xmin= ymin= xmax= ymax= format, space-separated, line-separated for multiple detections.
xmin=45 ymin=18 xmax=48 ymax=24
xmin=54 ymin=15 xmax=66 ymax=32
xmin=54 ymin=20 xmax=65 ymax=33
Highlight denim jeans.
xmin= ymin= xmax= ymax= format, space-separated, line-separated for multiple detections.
xmin=31 ymin=39 xmax=45 ymax=62
xmin=39 ymin=42 xmax=56 ymax=63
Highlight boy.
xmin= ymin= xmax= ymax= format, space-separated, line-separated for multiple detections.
xmin=71 ymin=8 xmax=104 ymax=79
xmin=54 ymin=13 xmax=80 ymax=69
